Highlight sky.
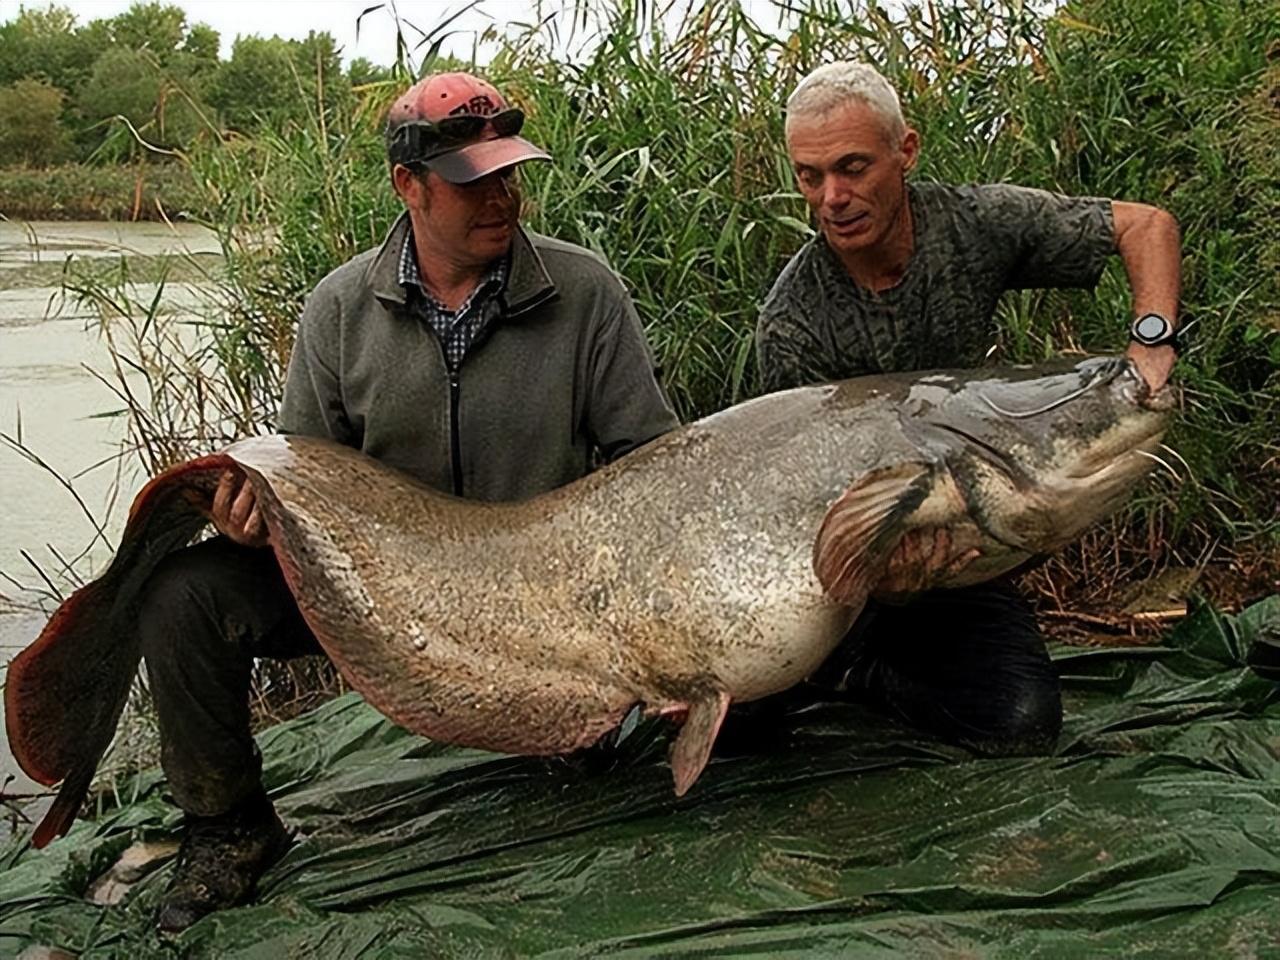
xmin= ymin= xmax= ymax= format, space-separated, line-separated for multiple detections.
xmin=1 ymin=0 xmax=796 ymax=67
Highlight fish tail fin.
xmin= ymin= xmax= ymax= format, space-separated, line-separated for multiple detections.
xmin=4 ymin=454 xmax=233 ymax=843
xmin=670 ymin=689 xmax=731 ymax=796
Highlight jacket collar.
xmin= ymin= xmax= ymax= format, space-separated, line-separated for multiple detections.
xmin=367 ymin=210 xmax=556 ymax=318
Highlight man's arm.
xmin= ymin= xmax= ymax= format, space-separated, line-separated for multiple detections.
xmin=214 ymin=288 xmax=357 ymax=548
xmin=586 ymin=296 xmax=681 ymax=463
xmin=277 ymin=288 xmax=359 ymax=444
xmin=984 ymin=185 xmax=1181 ymax=392
xmin=1112 ymin=200 xmax=1181 ymax=392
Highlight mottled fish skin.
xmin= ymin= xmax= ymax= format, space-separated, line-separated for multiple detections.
xmin=7 ymin=356 xmax=1173 ymax=845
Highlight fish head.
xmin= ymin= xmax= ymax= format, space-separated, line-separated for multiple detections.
xmin=909 ymin=356 xmax=1176 ymax=554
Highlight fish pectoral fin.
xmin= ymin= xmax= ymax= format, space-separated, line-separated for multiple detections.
xmin=813 ymin=461 xmax=933 ymax=607
xmin=670 ymin=689 xmax=731 ymax=797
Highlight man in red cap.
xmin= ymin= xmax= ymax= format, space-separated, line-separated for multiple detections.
xmin=139 ymin=70 xmax=679 ymax=932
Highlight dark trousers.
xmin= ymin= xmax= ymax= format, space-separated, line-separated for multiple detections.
xmin=807 ymin=579 xmax=1063 ymax=756
xmin=139 ymin=537 xmax=320 ymax=817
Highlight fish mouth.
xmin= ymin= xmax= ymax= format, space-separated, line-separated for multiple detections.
xmin=1062 ymin=385 xmax=1173 ymax=481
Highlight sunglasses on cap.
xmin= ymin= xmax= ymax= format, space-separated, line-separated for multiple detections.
xmin=389 ymin=108 xmax=525 ymax=167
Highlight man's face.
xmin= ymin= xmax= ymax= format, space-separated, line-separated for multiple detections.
xmin=396 ymin=164 xmax=523 ymax=266
xmin=786 ymin=101 xmax=919 ymax=258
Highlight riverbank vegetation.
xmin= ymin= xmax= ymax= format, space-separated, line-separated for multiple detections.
xmin=0 ymin=163 xmax=204 ymax=221
xmin=5 ymin=0 xmax=1279 ymax=612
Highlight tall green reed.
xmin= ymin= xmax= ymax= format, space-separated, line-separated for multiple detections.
xmin=81 ymin=0 xmax=1280 ymax=571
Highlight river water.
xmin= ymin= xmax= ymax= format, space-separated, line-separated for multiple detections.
xmin=0 ymin=220 xmax=221 ymax=817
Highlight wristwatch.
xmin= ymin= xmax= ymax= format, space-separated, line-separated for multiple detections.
xmin=1130 ymin=313 xmax=1177 ymax=349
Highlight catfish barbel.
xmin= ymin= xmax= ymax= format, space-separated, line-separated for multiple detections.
xmin=5 ymin=356 xmax=1174 ymax=847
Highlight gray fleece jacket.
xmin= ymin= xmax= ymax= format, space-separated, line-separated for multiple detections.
xmin=278 ymin=212 xmax=679 ymax=500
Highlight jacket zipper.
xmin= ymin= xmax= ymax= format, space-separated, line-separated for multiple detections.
xmin=430 ymin=287 xmax=551 ymax=498
xmin=428 ymin=328 xmax=465 ymax=497
xmin=448 ymin=366 xmax=463 ymax=496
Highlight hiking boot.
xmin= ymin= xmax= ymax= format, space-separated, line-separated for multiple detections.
xmin=155 ymin=789 xmax=293 ymax=934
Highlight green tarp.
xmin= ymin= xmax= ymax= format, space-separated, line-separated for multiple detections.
xmin=2 ymin=597 xmax=1279 ymax=958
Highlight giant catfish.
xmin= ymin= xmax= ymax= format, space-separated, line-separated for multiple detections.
xmin=5 ymin=356 xmax=1175 ymax=847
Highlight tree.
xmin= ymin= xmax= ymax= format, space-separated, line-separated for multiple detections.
xmin=0 ymin=77 xmax=72 ymax=166
xmin=182 ymin=23 xmax=221 ymax=67
xmin=207 ymin=35 xmax=296 ymax=132
xmin=208 ymin=32 xmax=353 ymax=134
xmin=294 ymin=30 xmax=354 ymax=117
xmin=107 ymin=2 xmax=187 ymax=64
xmin=78 ymin=47 xmax=208 ymax=156
xmin=0 ymin=5 xmax=103 ymax=94
xmin=348 ymin=57 xmax=395 ymax=88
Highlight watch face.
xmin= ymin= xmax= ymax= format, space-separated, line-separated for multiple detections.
xmin=1135 ymin=314 xmax=1170 ymax=342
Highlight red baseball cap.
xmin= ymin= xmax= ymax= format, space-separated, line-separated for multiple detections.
xmin=385 ymin=72 xmax=550 ymax=183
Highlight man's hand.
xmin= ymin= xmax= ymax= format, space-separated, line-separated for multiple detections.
xmin=1126 ymin=342 xmax=1176 ymax=393
xmin=210 ymin=470 xmax=269 ymax=548
xmin=1112 ymin=200 xmax=1181 ymax=394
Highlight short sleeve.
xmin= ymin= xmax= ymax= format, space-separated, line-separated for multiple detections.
xmin=971 ymin=184 xmax=1116 ymax=291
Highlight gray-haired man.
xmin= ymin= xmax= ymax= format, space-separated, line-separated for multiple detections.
xmin=755 ymin=61 xmax=1181 ymax=757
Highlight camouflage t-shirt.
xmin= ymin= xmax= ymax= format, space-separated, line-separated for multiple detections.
xmin=755 ymin=182 xmax=1116 ymax=392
